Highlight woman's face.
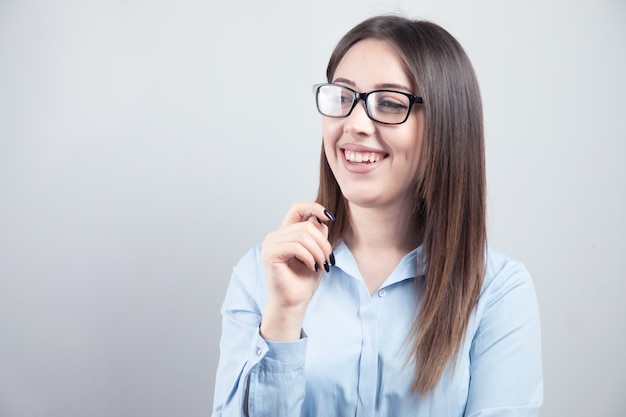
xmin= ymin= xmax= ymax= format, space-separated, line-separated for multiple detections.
xmin=323 ymin=38 xmax=425 ymax=212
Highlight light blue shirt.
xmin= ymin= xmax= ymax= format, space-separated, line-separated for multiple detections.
xmin=212 ymin=242 xmax=543 ymax=417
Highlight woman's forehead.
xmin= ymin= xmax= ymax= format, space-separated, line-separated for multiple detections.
xmin=332 ymin=39 xmax=413 ymax=92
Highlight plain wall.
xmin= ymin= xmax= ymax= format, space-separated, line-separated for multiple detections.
xmin=0 ymin=0 xmax=624 ymax=416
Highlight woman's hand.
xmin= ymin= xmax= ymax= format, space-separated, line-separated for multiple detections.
xmin=260 ymin=202 xmax=334 ymax=341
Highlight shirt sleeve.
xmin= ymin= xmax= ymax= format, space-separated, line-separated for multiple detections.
xmin=464 ymin=256 xmax=544 ymax=417
xmin=211 ymin=246 xmax=308 ymax=417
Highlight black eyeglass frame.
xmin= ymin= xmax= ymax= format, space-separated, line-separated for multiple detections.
xmin=313 ymin=83 xmax=424 ymax=125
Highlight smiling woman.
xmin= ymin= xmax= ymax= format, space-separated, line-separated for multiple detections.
xmin=212 ymin=15 xmax=542 ymax=417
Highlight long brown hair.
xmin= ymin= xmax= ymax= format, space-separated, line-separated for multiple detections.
xmin=315 ymin=15 xmax=487 ymax=395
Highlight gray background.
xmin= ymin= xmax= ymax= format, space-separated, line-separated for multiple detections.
xmin=0 ymin=0 xmax=624 ymax=416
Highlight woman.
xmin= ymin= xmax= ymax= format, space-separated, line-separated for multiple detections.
xmin=212 ymin=15 xmax=543 ymax=417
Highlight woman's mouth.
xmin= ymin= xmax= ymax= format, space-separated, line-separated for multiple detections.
xmin=343 ymin=150 xmax=387 ymax=164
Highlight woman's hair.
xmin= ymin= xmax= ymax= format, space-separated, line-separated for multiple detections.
xmin=315 ymin=15 xmax=487 ymax=395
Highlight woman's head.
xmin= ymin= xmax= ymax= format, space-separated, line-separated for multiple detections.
xmin=317 ymin=15 xmax=485 ymax=248
xmin=319 ymin=37 xmax=427 ymax=217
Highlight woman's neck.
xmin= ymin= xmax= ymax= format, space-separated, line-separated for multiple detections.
xmin=344 ymin=202 xmax=419 ymax=255
xmin=343 ymin=201 xmax=419 ymax=294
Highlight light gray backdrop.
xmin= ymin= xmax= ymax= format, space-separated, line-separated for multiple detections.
xmin=0 ymin=0 xmax=624 ymax=416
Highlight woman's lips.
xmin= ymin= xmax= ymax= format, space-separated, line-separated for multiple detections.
xmin=340 ymin=148 xmax=388 ymax=172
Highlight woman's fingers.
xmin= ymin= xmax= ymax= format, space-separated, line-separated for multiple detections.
xmin=266 ymin=202 xmax=334 ymax=273
xmin=265 ymin=241 xmax=319 ymax=273
xmin=260 ymin=202 xmax=336 ymax=312
xmin=263 ymin=220 xmax=332 ymax=272
xmin=280 ymin=202 xmax=335 ymax=228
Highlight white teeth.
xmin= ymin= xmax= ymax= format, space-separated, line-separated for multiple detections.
xmin=344 ymin=150 xmax=383 ymax=163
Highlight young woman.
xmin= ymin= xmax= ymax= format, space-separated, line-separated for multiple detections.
xmin=212 ymin=15 xmax=543 ymax=417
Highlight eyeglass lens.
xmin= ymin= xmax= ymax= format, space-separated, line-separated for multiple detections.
xmin=316 ymin=84 xmax=412 ymax=124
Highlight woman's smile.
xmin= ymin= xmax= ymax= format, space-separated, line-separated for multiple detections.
xmin=340 ymin=143 xmax=389 ymax=173
xmin=343 ymin=150 xmax=384 ymax=164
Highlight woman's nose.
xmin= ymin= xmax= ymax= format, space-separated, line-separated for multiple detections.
xmin=343 ymin=100 xmax=376 ymax=136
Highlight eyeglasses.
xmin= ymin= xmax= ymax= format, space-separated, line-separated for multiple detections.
xmin=313 ymin=83 xmax=423 ymax=125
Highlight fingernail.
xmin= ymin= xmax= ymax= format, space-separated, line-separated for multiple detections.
xmin=323 ymin=261 xmax=330 ymax=273
xmin=323 ymin=209 xmax=335 ymax=221
xmin=329 ymin=252 xmax=336 ymax=266
xmin=314 ymin=215 xmax=322 ymax=225
xmin=314 ymin=263 xmax=319 ymax=272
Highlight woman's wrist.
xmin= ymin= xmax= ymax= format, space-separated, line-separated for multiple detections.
xmin=260 ymin=301 xmax=307 ymax=342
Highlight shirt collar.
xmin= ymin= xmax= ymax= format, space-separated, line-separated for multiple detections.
xmin=333 ymin=241 xmax=424 ymax=288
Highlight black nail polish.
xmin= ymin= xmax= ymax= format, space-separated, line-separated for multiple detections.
xmin=314 ymin=215 xmax=322 ymax=225
xmin=314 ymin=262 xmax=319 ymax=272
xmin=323 ymin=261 xmax=330 ymax=273
xmin=329 ymin=252 xmax=336 ymax=266
xmin=323 ymin=209 xmax=335 ymax=221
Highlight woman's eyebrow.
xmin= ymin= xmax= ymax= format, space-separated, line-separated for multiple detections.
xmin=332 ymin=78 xmax=412 ymax=93
xmin=376 ymin=82 xmax=412 ymax=92
xmin=332 ymin=77 xmax=355 ymax=86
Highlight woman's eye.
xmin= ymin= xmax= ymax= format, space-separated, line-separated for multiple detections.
xmin=376 ymin=98 xmax=408 ymax=113
xmin=340 ymin=94 xmax=353 ymax=104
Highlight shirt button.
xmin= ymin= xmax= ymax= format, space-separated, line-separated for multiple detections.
xmin=378 ymin=289 xmax=386 ymax=298
xmin=256 ymin=347 xmax=262 ymax=356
